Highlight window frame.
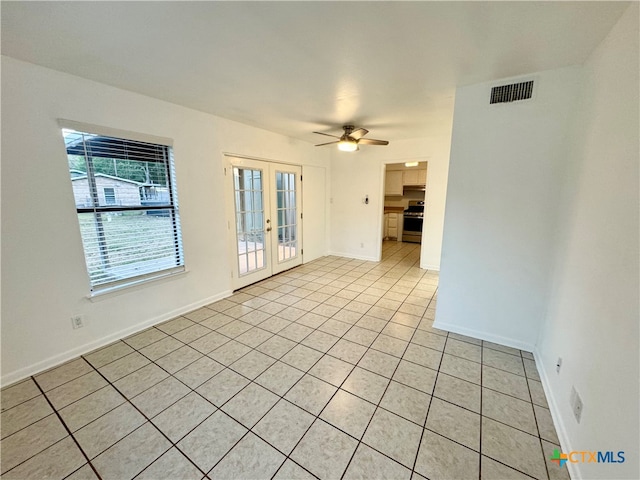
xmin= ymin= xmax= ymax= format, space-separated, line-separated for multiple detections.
xmin=103 ymin=187 xmax=117 ymax=205
xmin=60 ymin=121 xmax=185 ymax=294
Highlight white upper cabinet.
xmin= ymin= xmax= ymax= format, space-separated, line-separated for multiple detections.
xmin=403 ymin=169 xmax=427 ymax=186
xmin=385 ymin=170 xmax=403 ymax=196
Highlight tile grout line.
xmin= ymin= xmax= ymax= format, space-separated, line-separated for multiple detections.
xmin=97 ymin=313 xmax=344 ymax=476
xmin=338 ymin=275 xmax=433 ymax=479
xmin=472 ymin=346 xmax=549 ymax=480
xmin=6 ymin=251 xmax=390 ymax=476
xmin=144 ymin=343 xmax=317 ymax=479
xmin=30 ymin=375 xmax=103 ymax=480
xmin=193 ymin=254 xmax=389 ymax=478
xmin=263 ymin=247 xmax=426 ymax=478
xmin=81 ymin=358 xmax=210 ymax=479
xmin=472 ymin=349 xmax=543 ymax=480
xmin=45 ymin=299 xmax=479 ymax=427
xmin=523 ymin=350 xmax=554 ymax=480
xmin=15 ymin=270 xmax=390 ymax=472
xmin=408 ymin=327 xmax=449 ymax=478
xmin=220 ymin=254 xmax=416 ymax=479
xmin=304 ymin=249 xmax=490 ymax=475
xmin=479 ymin=337 xmax=484 ymax=479
xmin=6 ymin=244 xmax=561 ymax=480
xmin=478 ymin=340 xmax=552 ymax=479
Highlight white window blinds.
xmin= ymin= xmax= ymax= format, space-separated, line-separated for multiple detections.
xmin=63 ymin=128 xmax=184 ymax=291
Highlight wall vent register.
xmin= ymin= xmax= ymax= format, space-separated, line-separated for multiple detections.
xmin=490 ymin=80 xmax=534 ymax=104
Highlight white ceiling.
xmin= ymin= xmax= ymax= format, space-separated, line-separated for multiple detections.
xmin=1 ymin=1 xmax=628 ymax=144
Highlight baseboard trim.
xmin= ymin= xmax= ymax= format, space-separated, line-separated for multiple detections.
xmin=0 ymin=290 xmax=233 ymax=387
xmin=327 ymin=251 xmax=379 ymax=262
xmin=433 ymin=320 xmax=536 ymax=352
xmin=533 ymin=350 xmax=580 ymax=480
xmin=420 ymin=263 xmax=440 ymax=271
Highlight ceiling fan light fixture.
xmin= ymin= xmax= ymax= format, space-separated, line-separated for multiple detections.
xmin=405 ymin=162 xmax=419 ymax=167
xmin=314 ymin=126 xmax=387 ymax=150
xmin=338 ymin=139 xmax=358 ymax=152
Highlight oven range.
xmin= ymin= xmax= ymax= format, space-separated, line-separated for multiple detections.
xmin=403 ymin=200 xmax=424 ymax=243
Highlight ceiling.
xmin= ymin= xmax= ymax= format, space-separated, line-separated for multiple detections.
xmin=0 ymin=1 xmax=628 ymax=144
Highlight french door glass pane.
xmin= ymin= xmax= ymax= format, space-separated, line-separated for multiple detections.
xmin=276 ymin=171 xmax=297 ymax=262
xmin=234 ymin=167 xmax=266 ymax=275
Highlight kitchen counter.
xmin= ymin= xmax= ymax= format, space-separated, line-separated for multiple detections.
xmin=384 ymin=206 xmax=405 ymax=213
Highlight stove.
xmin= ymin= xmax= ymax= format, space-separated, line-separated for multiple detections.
xmin=403 ymin=201 xmax=424 ymax=243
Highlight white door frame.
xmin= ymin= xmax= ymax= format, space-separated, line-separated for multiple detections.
xmin=377 ymin=158 xmax=429 ymax=261
xmin=224 ymin=154 xmax=303 ymax=290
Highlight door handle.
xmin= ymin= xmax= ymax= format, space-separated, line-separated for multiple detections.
xmin=266 ymin=227 xmax=272 ymax=232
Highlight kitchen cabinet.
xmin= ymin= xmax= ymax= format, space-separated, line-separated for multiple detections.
xmin=383 ymin=212 xmax=402 ymax=241
xmin=385 ymin=171 xmax=403 ymax=196
xmin=403 ymin=169 xmax=427 ymax=186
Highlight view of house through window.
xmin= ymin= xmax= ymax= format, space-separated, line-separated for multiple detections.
xmin=63 ymin=128 xmax=184 ymax=291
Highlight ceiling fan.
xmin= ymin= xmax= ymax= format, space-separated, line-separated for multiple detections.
xmin=314 ymin=125 xmax=389 ymax=152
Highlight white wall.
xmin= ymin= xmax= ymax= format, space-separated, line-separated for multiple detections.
xmin=302 ymin=165 xmax=329 ymax=261
xmin=435 ymin=66 xmax=582 ymax=350
xmin=329 ymin=128 xmax=453 ymax=269
xmin=436 ymin=5 xmax=639 ymax=476
xmin=537 ymin=5 xmax=639 ymax=479
xmin=0 ymin=56 xmax=330 ymax=385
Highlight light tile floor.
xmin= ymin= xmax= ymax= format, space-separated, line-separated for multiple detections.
xmin=1 ymin=242 xmax=571 ymax=480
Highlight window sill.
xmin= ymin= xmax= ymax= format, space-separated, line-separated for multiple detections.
xmin=87 ymin=267 xmax=187 ymax=301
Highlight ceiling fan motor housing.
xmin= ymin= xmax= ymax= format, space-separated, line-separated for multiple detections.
xmin=313 ymin=125 xmax=388 ymax=148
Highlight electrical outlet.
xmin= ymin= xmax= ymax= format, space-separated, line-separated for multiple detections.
xmin=71 ymin=315 xmax=84 ymax=329
xmin=556 ymin=357 xmax=562 ymax=374
xmin=360 ymin=242 xmax=364 ymax=248
xmin=570 ymin=386 xmax=583 ymax=423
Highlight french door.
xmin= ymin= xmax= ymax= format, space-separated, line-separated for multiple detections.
xmin=226 ymin=156 xmax=303 ymax=289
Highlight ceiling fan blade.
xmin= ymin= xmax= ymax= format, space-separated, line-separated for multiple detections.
xmin=315 ymin=141 xmax=340 ymax=147
xmin=313 ymin=131 xmax=341 ymax=139
xmin=350 ymin=128 xmax=369 ymax=140
xmin=358 ymin=138 xmax=389 ymax=146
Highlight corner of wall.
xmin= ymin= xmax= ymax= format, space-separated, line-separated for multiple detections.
xmin=533 ymin=4 xmax=640 ymax=478
xmin=532 ymin=349 xmax=581 ymax=480
xmin=433 ymin=319 xmax=536 ymax=353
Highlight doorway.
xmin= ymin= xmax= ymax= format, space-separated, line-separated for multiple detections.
xmin=381 ymin=161 xmax=428 ymax=249
xmin=225 ymin=156 xmax=303 ymax=290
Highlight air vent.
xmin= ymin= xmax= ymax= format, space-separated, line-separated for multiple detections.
xmin=490 ymin=80 xmax=534 ymax=104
